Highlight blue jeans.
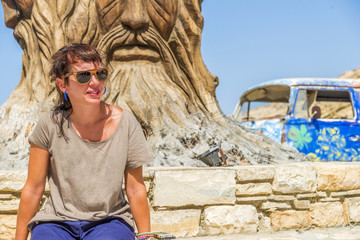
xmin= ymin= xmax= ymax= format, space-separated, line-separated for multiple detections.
xmin=30 ymin=217 xmax=135 ymax=240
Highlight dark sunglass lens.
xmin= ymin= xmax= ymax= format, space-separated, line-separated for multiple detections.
xmin=96 ymin=69 xmax=108 ymax=81
xmin=77 ymin=71 xmax=91 ymax=84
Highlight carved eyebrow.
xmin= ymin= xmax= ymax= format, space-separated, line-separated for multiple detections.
xmin=97 ymin=0 xmax=123 ymax=30
xmin=148 ymin=0 xmax=171 ymax=22
xmin=100 ymin=0 xmax=119 ymax=18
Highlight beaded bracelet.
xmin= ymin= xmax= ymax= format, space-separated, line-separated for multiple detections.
xmin=136 ymin=231 xmax=175 ymax=240
xmin=136 ymin=232 xmax=155 ymax=240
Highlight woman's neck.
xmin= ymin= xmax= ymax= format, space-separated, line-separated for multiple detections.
xmin=70 ymin=101 xmax=109 ymax=126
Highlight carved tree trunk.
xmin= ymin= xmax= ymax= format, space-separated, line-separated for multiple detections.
xmin=0 ymin=0 xmax=306 ymax=169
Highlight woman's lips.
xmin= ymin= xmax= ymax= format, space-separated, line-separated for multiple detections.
xmin=87 ymin=90 xmax=100 ymax=96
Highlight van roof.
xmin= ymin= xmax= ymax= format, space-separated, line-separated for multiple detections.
xmin=233 ymin=78 xmax=360 ymax=117
xmin=250 ymin=78 xmax=360 ymax=89
xmin=238 ymin=78 xmax=360 ymax=105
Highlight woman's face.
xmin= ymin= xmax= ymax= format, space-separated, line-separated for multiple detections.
xmin=60 ymin=60 xmax=106 ymax=106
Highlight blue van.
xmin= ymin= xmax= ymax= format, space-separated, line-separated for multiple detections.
xmin=232 ymin=78 xmax=360 ymax=161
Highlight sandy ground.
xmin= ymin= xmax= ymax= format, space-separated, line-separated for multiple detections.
xmin=177 ymin=226 xmax=360 ymax=240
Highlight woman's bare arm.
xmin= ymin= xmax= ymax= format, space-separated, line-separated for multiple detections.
xmin=125 ymin=166 xmax=150 ymax=234
xmin=15 ymin=143 xmax=49 ymax=240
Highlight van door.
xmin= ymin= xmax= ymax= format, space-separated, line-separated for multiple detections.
xmin=284 ymin=87 xmax=360 ymax=161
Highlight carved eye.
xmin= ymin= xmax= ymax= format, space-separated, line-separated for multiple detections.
xmin=95 ymin=0 xmax=125 ymax=32
xmin=147 ymin=0 xmax=178 ymax=40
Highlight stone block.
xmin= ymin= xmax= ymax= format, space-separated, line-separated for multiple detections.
xmin=44 ymin=182 xmax=50 ymax=192
xmin=0 ymin=170 xmax=27 ymax=192
xmin=151 ymin=209 xmax=201 ymax=237
xmin=316 ymin=164 xmax=360 ymax=191
xmin=346 ymin=189 xmax=360 ymax=196
xmin=270 ymin=195 xmax=296 ymax=201
xmin=261 ymin=201 xmax=291 ymax=210
xmin=293 ymin=200 xmax=310 ymax=210
xmin=330 ymin=191 xmax=348 ymax=198
xmin=235 ymin=166 xmax=275 ymax=182
xmin=0 ymin=200 xmax=20 ymax=213
xmin=345 ymin=197 xmax=360 ymax=223
xmin=319 ymin=197 xmax=341 ymax=202
xmin=0 ymin=215 xmax=16 ymax=240
xmin=258 ymin=213 xmax=272 ymax=232
xmin=296 ymin=193 xmax=317 ymax=199
xmin=272 ymin=165 xmax=316 ymax=194
xmin=331 ymin=190 xmax=360 ymax=197
xmin=316 ymin=192 xmax=328 ymax=198
xmin=143 ymin=167 xmax=155 ymax=179
xmin=204 ymin=205 xmax=259 ymax=234
xmin=0 ymin=194 xmax=12 ymax=200
xmin=310 ymin=202 xmax=348 ymax=227
xmin=236 ymin=183 xmax=272 ymax=196
xmin=153 ymin=170 xmax=236 ymax=207
xmin=144 ymin=181 xmax=151 ymax=194
xmin=270 ymin=210 xmax=312 ymax=231
xmin=236 ymin=196 xmax=269 ymax=203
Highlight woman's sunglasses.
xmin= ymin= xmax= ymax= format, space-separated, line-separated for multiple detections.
xmin=64 ymin=68 xmax=109 ymax=85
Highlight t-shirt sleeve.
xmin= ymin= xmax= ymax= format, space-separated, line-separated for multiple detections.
xmin=28 ymin=114 xmax=50 ymax=150
xmin=126 ymin=120 xmax=152 ymax=170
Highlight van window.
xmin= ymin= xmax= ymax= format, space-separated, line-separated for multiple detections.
xmin=235 ymin=85 xmax=291 ymax=121
xmin=294 ymin=89 xmax=354 ymax=119
xmin=237 ymin=101 xmax=289 ymax=121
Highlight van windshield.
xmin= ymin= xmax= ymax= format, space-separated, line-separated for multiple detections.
xmin=234 ymin=85 xmax=290 ymax=121
xmin=236 ymin=102 xmax=289 ymax=121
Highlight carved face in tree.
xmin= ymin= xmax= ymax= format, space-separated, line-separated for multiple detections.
xmin=96 ymin=0 xmax=178 ymax=62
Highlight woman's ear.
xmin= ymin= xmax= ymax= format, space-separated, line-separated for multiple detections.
xmin=56 ymin=78 xmax=67 ymax=93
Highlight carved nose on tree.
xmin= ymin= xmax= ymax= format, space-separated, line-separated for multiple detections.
xmin=121 ymin=1 xmax=150 ymax=31
xmin=122 ymin=16 xmax=149 ymax=31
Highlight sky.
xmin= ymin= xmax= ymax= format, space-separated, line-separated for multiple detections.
xmin=1 ymin=1 xmax=360 ymax=115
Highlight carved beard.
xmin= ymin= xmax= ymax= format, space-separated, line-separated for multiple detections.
xmin=98 ymin=26 xmax=204 ymax=134
xmin=106 ymin=61 xmax=193 ymax=131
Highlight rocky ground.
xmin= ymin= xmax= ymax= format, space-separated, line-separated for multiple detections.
xmin=177 ymin=226 xmax=360 ymax=240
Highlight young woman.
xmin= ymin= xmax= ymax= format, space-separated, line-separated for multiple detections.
xmin=15 ymin=43 xmax=151 ymax=240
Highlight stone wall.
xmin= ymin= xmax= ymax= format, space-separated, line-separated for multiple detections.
xmin=2 ymin=163 xmax=360 ymax=239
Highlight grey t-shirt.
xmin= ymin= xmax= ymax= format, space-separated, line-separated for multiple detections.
xmin=27 ymin=110 xmax=151 ymax=231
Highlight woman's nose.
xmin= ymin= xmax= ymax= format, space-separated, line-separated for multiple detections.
xmin=89 ymin=74 xmax=100 ymax=85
